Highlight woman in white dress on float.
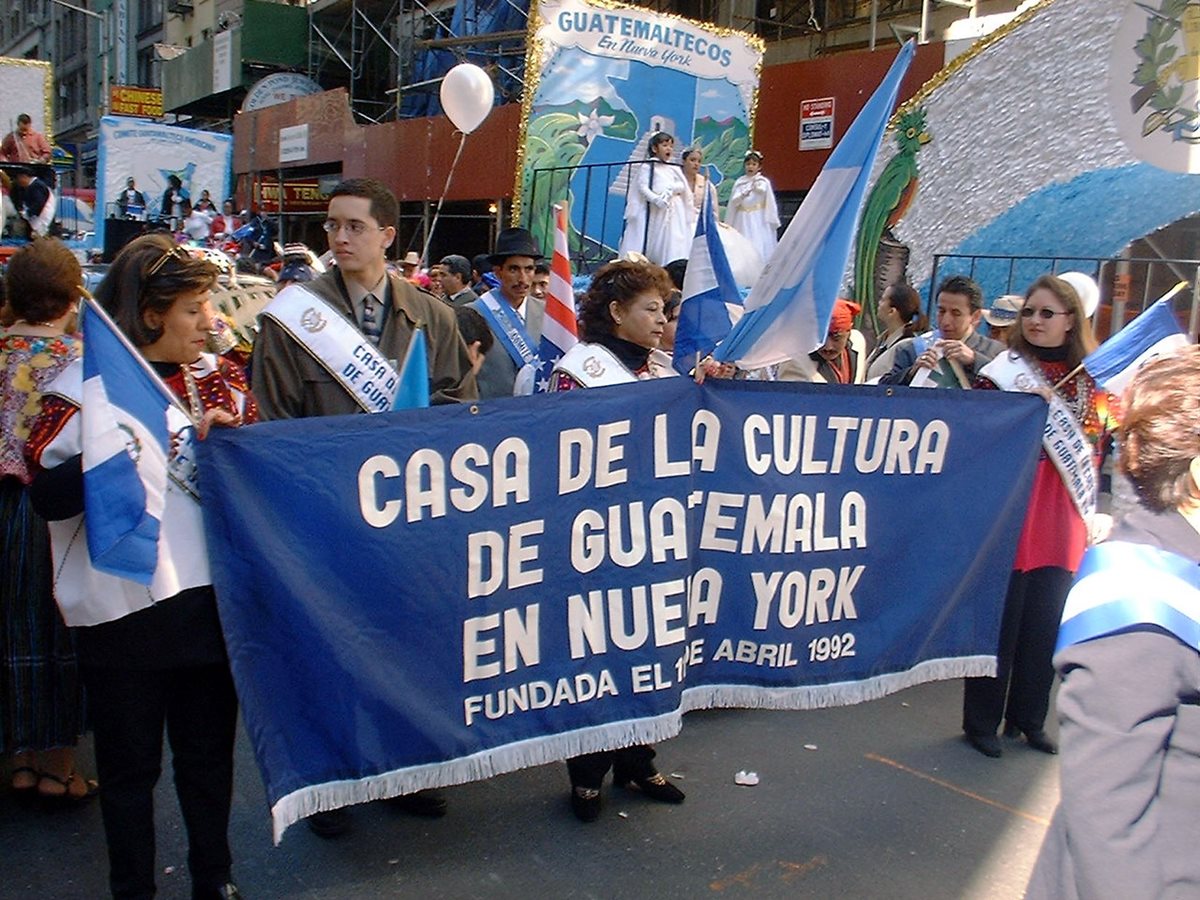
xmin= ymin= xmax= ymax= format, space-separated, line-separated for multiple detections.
xmin=620 ymin=131 xmax=692 ymax=266
xmin=681 ymin=147 xmax=720 ymax=233
xmin=725 ymin=149 xmax=780 ymax=266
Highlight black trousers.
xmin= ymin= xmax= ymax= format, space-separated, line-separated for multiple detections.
xmin=963 ymin=566 xmax=1073 ymax=737
xmin=567 ymin=744 xmax=657 ymax=790
xmin=83 ymin=663 xmax=238 ymax=900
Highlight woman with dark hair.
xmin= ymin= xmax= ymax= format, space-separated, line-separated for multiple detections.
xmin=1028 ymin=345 xmax=1200 ymax=899
xmin=681 ymin=146 xmax=719 ymax=230
xmin=865 ymin=281 xmax=928 ymax=382
xmin=26 ymin=234 xmax=256 ymax=899
xmin=551 ymin=259 xmax=677 ymax=391
xmin=619 ymin=131 xmax=691 ymax=266
xmin=548 ymin=260 xmax=686 ymax=821
xmin=160 ymin=175 xmax=188 ymax=230
xmin=0 ymin=238 xmax=95 ymax=805
xmin=962 ymin=274 xmax=1110 ymax=759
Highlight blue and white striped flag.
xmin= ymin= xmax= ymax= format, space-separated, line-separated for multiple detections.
xmin=81 ymin=297 xmax=177 ymax=584
xmin=714 ymin=41 xmax=915 ymax=368
xmin=673 ymin=180 xmax=742 ymax=374
xmin=1082 ymin=287 xmax=1189 ymax=394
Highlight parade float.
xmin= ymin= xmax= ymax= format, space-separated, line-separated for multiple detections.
xmin=853 ymin=0 xmax=1200 ymax=337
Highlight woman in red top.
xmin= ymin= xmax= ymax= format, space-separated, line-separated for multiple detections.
xmin=962 ymin=274 xmax=1110 ymax=758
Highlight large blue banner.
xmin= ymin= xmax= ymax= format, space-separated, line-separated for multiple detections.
xmin=199 ymin=379 xmax=1044 ymax=840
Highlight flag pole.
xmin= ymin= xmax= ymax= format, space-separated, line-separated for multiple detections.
xmin=1052 ymin=280 xmax=1190 ymax=390
xmin=81 ymin=291 xmax=196 ymax=422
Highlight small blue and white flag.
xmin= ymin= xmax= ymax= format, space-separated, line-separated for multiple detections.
xmin=81 ymin=297 xmax=177 ymax=584
xmin=714 ymin=41 xmax=915 ymax=368
xmin=673 ymin=180 xmax=742 ymax=374
xmin=392 ymin=326 xmax=431 ymax=410
xmin=1082 ymin=286 xmax=1189 ymax=394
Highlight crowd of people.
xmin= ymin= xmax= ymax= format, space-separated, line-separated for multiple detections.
xmin=2 ymin=172 xmax=1197 ymax=899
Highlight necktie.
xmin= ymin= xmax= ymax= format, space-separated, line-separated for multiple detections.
xmin=362 ymin=295 xmax=382 ymax=346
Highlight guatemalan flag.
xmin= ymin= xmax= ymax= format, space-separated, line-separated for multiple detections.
xmin=392 ymin=326 xmax=430 ymax=410
xmin=81 ymin=297 xmax=176 ymax=584
xmin=533 ymin=203 xmax=579 ymax=392
xmin=714 ymin=40 xmax=915 ymax=368
xmin=1082 ymin=285 xmax=1189 ymax=394
xmin=673 ymin=179 xmax=742 ymax=374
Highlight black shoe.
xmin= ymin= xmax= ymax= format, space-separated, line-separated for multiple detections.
xmin=570 ymin=785 xmax=602 ymax=822
xmin=306 ymin=808 xmax=351 ymax=838
xmin=1021 ymin=729 xmax=1058 ymax=755
xmin=965 ymin=733 xmax=1002 ymax=758
xmin=387 ymin=789 xmax=447 ymax=818
xmin=193 ymin=883 xmax=243 ymax=900
xmin=616 ymin=771 xmax=686 ymax=804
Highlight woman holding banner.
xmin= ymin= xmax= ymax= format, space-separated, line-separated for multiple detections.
xmin=26 ymin=234 xmax=256 ymax=899
xmin=962 ymin=274 xmax=1109 ymax=759
xmin=549 ymin=259 xmax=686 ymax=821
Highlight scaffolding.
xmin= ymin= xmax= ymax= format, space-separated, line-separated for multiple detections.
xmin=306 ymin=0 xmax=529 ymax=124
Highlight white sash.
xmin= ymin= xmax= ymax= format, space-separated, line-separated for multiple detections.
xmin=554 ymin=343 xmax=678 ymax=388
xmin=981 ymin=351 xmax=1097 ymax=520
xmin=261 ymin=285 xmax=400 ymax=413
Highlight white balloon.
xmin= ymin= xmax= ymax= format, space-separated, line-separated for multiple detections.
xmin=1059 ymin=271 xmax=1100 ymax=317
xmin=440 ymin=64 xmax=495 ymax=134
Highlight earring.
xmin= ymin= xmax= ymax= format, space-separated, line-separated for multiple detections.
xmin=614 ymin=318 xmax=622 ymax=325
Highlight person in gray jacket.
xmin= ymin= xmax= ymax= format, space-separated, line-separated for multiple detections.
xmin=1027 ymin=346 xmax=1200 ymax=900
xmin=468 ymin=228 xmax=546 ymax=399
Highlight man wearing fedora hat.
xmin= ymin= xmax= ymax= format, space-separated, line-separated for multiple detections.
xmin=468 ymin=227 xmax=546 ymax=399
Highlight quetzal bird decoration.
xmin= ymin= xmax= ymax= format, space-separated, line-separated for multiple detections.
xmin=853 ymin=106 xmax=931 ymax=334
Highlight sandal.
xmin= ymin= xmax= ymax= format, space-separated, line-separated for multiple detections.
xmin=11 ymin=765 xmax=40 ymax=805
xmin=38 ymin=771 xmax=99 ymax=809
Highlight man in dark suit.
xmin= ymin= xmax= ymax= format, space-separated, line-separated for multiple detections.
xmin=468 ymin=228 xmax=546 ymax=399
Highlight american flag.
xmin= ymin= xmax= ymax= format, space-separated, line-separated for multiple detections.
xmin=533 ymin=203 xmax=579 ymax=392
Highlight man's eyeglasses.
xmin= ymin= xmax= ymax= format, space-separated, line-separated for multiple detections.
xmin=322 ymin=220 xmax=385 ymax=237
xmin=1020 ymin=307 xmax=1071 ymax=320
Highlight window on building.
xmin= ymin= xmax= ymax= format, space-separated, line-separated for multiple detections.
xmin=137 ymin=46 xmax=159 ymax=88
xmin=138 ymin=0 xmax=163 ymax=33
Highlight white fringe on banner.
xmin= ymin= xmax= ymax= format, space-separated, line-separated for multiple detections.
xmin=269 ymin=654 xmax=995 ymax=843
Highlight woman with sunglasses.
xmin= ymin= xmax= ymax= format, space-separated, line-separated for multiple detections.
xmin=962 ymin=274 xmax=1111 ymax=759
xmin=26 ymin=235 xmax=257 ymax=899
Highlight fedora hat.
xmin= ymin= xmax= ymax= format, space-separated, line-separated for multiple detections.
xmin=983 ymin=294 xmax=1023 ymax=327
xmin=488 ymin=228 xmax=542 ymax=266
xmin=401 ymin=251 xmax=421 ymax=267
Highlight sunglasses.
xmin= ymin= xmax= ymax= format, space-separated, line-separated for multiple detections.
xmin=1020 ymin=306 xmax=1071 ymax=320
xmin=146 ymin=244 xmax=193 ymax=276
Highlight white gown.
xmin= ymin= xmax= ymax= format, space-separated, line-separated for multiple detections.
xmin=725 ymin=174 xmax=780 ymax=265
xmin=620 ymin=160 xmax=692 ymax=265
xmin=686 ymin=174 xmax=720 ymax=233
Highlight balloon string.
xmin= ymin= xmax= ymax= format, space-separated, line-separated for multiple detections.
xmin=420 ymin=131 xmax=468 ymax=266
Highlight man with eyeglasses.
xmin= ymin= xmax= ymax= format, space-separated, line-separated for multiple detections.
xmin=879 ymin=274 xmax=1004 ymax=387
xmin=252 ymin=177 xmax=476 ymax=420
xmin=250 ymin=178 xmax=475 ymax=837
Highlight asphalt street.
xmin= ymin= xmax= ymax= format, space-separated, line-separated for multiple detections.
xmin=2 ymin=678 xmax=1059 ymax=899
